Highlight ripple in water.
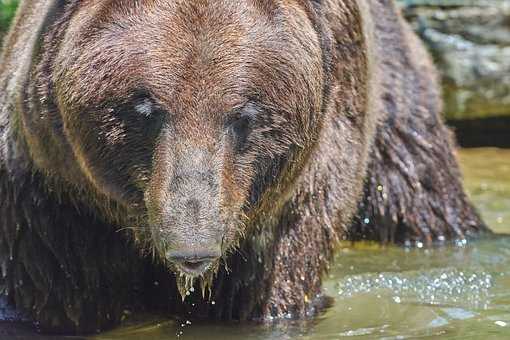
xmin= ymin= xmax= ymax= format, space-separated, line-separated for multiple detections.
xmin=335 ymin=268 xmax=494 ymax=309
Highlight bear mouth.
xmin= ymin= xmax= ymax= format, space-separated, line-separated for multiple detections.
xmin=176 ymin=259 xmax=214 ymax=276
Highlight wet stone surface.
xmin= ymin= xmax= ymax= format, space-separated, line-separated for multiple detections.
xmin=401 ymin=0 xmax=510 ymax=120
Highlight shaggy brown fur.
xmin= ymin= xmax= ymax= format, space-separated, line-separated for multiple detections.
xmin=0 ymin=0 xmax=486 ymax=334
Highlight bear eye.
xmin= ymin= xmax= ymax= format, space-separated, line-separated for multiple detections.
xmin=231 ymin=115 xmax=251 ymax=138
xmin=135 ymin=98 xmax=154 ymax=117
xmin=109 ymin=94 xmax=165 ymax=137
xmin=226 ymin=102 xmax=258 ymax=144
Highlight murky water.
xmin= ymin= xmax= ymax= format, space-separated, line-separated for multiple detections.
xmin=459 ymin=148 xmax=510 ymax=234
xmin=4 ymin=148 xmax=510 ymax=339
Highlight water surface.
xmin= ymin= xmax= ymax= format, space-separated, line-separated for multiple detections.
xmin=3 ymin=148 xmax=510 ymax=339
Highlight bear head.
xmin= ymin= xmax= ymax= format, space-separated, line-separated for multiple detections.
xmin=51 ymin=0 xmax=331 ymax=293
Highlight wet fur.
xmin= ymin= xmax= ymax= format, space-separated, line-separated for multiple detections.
xmin=0 ymin=0 xmax=486 ymax=334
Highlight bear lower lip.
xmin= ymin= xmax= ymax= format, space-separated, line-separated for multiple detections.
xmin=176 ymin=260 xmax=213 ymax=276
xmin=166 ymin=250 xmax=221 ymax=276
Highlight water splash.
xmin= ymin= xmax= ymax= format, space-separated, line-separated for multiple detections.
xmin=335 ymin=267 xmax=493 ymax=308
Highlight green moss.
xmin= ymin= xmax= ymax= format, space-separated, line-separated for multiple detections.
xmin=0 ymin=0 xmax=18 ymax=38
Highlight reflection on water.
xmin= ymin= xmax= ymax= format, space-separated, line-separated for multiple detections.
xmin=3 ymin=148 xmax=510 ymax=339
xmin=459 ymin=148 xmax=510 ymax=234
xmin=317 ymin=237 xmax=510 ymax=339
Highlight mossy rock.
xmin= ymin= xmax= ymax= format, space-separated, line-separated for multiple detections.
xmin=401 ymin=0 xmax=510 ymax=120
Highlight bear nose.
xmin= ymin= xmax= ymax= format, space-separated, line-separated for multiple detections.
xmin=167 ymin=250 xmax=220 ymax=276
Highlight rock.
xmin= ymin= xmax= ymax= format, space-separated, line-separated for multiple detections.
xmin=400 ymin=0 xmax=510 ymax=120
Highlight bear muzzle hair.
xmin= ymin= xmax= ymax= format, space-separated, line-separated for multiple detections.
xmin=146 ymin=144 xmax=230 ymax=277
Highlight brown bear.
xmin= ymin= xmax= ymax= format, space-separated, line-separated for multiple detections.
xmin=0 ymin=0 xmax=486 ymax=334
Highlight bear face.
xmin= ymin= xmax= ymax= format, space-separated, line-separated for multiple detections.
xmin=50 ymin=0 xmax=327 ymax=288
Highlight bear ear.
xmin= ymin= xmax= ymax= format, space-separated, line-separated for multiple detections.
xmin=0 ymin=0 xmax=76 ymax=123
